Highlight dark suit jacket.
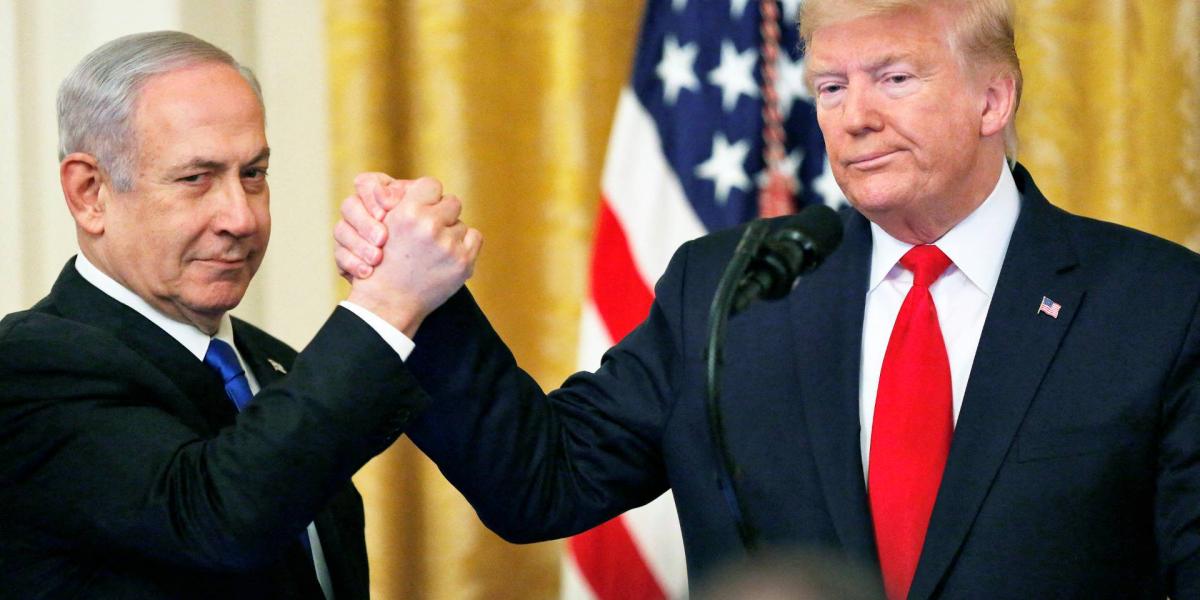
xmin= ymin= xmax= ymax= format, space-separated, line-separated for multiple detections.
xmin=0 ymin=262 xmax=426 ymax=599
xmin=402 ymin=165 xmax=1200 ymax=599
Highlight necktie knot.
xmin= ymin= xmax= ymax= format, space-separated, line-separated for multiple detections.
xmin=900 ymin=245 xmax=952 ymax=288
xmin=204 ymin=338 xmax=253 ymax=412
xmin=204 ymin=339 xmax=243 ymax=383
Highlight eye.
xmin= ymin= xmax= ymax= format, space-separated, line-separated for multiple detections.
xmin=241 ymin=167 xmax=268 ymax=180
xmin=817 ymin=82 xmax=845 ymax=96
xmin=885 ymin=74 xmax=912 ymax=85
xmin=177 ymin=173 xmax=207 ymax=184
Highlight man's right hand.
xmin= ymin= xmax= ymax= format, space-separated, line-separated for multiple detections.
xmin=340 ymin=175 xmax=483 ymax=338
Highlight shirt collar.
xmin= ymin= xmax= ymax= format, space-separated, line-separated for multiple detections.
xmin=867 ymin=159 xmax=1020 ymax=296
xmin=74 ymin=253 xmax=234 ymax=361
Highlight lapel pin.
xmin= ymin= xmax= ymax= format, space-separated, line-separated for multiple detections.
xmin=267 ymin=358 xmax=288 ymax=374
xmin=1037 ymin=296 xmax=1062 ymax=319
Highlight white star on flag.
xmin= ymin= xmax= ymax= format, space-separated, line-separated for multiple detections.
xmin=781 ymin=0 xmax=804 ymax=22
xmin=730 ymin=0 xmax=751 ymax=18
xmin=657 ymin=35 xmax=700 ymax=104
xmin=672 ymin=0 xmax=688 ymax=12
xmin=776 ymin=51 xmax=812 ymax=118
xmin=708 ymin=40 xmax=760 ymax=112
xmin=695 ymin=133 xmax=751 ymax=205
xmin=815 ymin=156 xmax=848 ymax=209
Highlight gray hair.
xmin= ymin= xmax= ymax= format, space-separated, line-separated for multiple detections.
xmin=57 ymin=30 xmax=263 ymax=191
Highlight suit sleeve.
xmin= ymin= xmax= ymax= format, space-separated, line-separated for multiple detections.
xmin=0 ymin=307 xmax=426 ymax=570
xmin=403 ymin=241 xmax=696 ymax=543
xmin=1158 ymin=292 xmax=1200 ymax=596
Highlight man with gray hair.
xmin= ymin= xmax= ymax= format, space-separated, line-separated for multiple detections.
xmin=0 ymin=31 xmax=478 ymax=598
xmin=336 ymin=0 xmax=1200 ymax=598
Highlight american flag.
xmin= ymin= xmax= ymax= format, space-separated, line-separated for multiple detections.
xmin=1038 ymin=296 xmax=1061 ymax=318
xmin=562 ymin=1 xmax=839 ymax=598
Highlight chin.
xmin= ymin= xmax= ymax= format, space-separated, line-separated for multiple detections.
xmin=841 ymin=180 xmax=914 ymax=216
xmin=186 ymin=285 xmax=250 ymax=316
xmin=835 ymin=165 xmax=890 ymax=203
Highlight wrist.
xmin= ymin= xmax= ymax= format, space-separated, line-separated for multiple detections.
xmin=346 ymin=289 xmax=424 ymax=338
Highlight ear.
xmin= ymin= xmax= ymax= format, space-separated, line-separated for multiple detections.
xmin=60 ymin=153 xmax=109 ymax=235
xmin=979 ymin=71 xmax=1017 ymax=138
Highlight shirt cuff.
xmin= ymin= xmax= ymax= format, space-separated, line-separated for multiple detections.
xmin=337 ymin=301 xmax=415 ymax=360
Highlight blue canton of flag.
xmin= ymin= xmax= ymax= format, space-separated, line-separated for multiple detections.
xmin=630 ymin=0 xmax=841 ymax=231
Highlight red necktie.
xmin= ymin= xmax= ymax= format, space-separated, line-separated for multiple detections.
xmin=869 ymin=245 xmax=954 ymax=600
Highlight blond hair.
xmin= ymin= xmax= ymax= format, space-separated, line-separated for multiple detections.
xmin=799 ymin=0 xmax=1022 ymax=161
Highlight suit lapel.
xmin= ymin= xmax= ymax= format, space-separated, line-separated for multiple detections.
xmin=910 ymin=168 xmax=1085 ymax=599
xmin=47 ymin=261 xmax=235 ymax=431
xmin=793 ymin=210 xmax=878 ymax=565
xmin=233 ymin=320 xmax=289 ymax=389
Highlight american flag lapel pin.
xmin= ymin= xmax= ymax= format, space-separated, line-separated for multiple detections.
xmin=267 ymin=358 xmax=288 ymax=374
xmin=1037 ymin=296 xmax=1062 ymax=319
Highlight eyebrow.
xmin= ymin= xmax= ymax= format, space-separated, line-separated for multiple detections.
xmin=169 ymin=147 xmax=271 ymax=174
xmin=807 ymin=52 xmax=921 ymax=82
xmin=863 ymin=53 xmax=920 ymax=74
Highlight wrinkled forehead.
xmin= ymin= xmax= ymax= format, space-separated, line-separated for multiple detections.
xmin=129 ymin=63 xmax=267 ymax=166
xmin=802 ymin=0 xmax=962 ymax=53
xmin=803 ymin=7 xmax=954 ymax=82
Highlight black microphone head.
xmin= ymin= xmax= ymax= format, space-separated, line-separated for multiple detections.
xmin=731 ymin=204 xmax=845 ymax=311
xmin=779 ymin=204 xmax=843 ymax=263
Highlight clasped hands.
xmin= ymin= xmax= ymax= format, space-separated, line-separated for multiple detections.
xmin=337 ymin=173 xmax=482 ymax=338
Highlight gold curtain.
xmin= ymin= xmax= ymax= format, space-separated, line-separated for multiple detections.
xmin=1014 ymin=0 xmax=1200 ymax=247
xmin=325 ymin=1 xmax=1200 ymax=598
xmin=327 ymin=1 xmax=642 ymax=598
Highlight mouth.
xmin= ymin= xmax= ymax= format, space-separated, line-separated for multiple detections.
xmin=194 ymin=256 xmax=250 ymax=269
xmin=846 ymin=150 xmax=900 ymax=170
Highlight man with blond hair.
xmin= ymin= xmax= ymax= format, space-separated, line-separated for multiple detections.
xmin=337 ymin=0 xmax=1200 ymax=597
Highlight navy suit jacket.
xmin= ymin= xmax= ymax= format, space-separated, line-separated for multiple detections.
xmin=0 ymin=262 xmax=426 ymax=599
xmin=404 ymin=166 xmax=1200 ymax=598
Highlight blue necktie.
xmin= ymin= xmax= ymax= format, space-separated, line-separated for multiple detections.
xmin=202 ymin=338 xmax=313 ymax=554
xmin=203 ymin=338 xmax=254 ymax=412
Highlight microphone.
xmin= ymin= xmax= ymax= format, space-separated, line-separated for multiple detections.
xmin=730 ymin=204 xmax=843 ymax=315
xmin=703 ymin=204 xmax=843 ymax=551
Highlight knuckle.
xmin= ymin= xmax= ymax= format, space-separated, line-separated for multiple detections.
xmin=399 ymin=201 xmax=422 ymax=220
xmin=356 ymin=171 xmax=387 ymax=185
xmin=334 ymin=248 xmax=354 ymax=268
xmin=360 ymin=242 xmax=380 ymax=263
xmin=418 ymin=218 xmax=440 ymax=240
xmin=417 ymin=176 xmax=443 ymax=196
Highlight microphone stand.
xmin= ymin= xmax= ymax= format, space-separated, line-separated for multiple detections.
xmin=705 ymin=219 xmax=770 ymax=553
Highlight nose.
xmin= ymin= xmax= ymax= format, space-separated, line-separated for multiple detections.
xmin=841 ymin=80 xmax=883 ymax=135
xmin=212 ymin=177 xmax=259 ymax=238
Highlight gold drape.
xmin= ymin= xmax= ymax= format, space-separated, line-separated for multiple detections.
xmin=1014 ymin=0 xmax=1200 ymax=247
xmin=326 ymin=2 xmax=1199 ymax=598
xmin=327 ymin=2 xmax=642 ymax=598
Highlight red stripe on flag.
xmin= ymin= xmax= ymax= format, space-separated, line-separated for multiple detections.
xmin=590 ymin=196 xmax=655 ymax=342
xmin=569 ymin=516 xmax=667 ymax=600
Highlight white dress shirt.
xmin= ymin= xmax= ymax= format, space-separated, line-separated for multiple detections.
xmin=858 ymin=162 xmax=1021 ymax=479
xmin=75 ymin=253 xmax=411 ymax=600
